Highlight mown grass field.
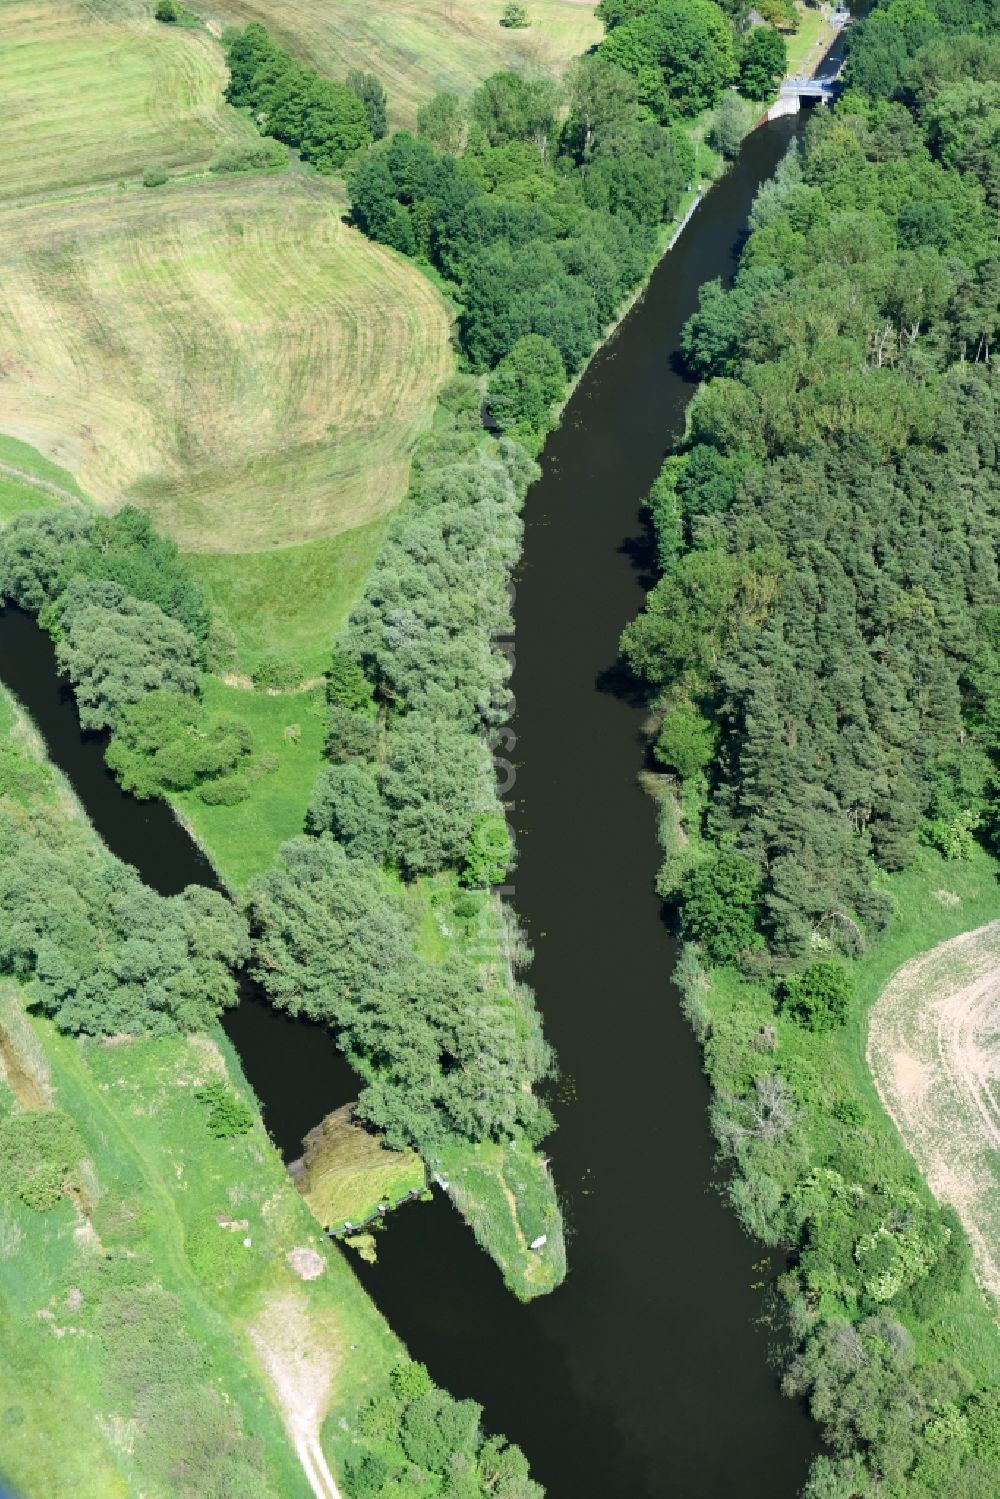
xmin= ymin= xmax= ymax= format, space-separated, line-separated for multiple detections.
xmin=173 ymin=676 xmax=329 ymax=889
xmin=0 ymin=175 xmax=452 ymax=555
xmin=293 ymin=1107 xmax=425 ymax=1234
xmin=211 ymin=0 xmax=602 ymax=128
xmin=189 ymin=516 xmax=391 ymax=679
xmin=0 ymin=0 xmax=257 ymax=204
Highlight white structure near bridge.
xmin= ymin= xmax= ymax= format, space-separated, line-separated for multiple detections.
xmin=768 ymin=4 xmax=851 ymax=118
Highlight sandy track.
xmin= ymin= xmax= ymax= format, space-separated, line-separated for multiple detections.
xmin=249 ymin=1291 xmax=343 ymax=1499
xmin=867 ymin=920 xmax=1000 ymax=1311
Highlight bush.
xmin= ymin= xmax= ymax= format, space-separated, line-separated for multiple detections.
xmin=54 ymin=579 xmax=201 ymax=731
xmin=0 ymin=506 xmax=94 ymax=613
xmin=327 ymin=652 xmax=374 ymax=712
xmin=461 ymin=814 xmax=513 ymax=888
xmin=211 ymin=139 xmax=287 ymax=174
xmin=196 ymin=1080 xmax=255 ymax=1138
xmin=307 ymin=763 xmax=389 ymax=862
xmin=739 ymin=25 xmax=787 ymax=101
xmin=253 ymin=653 xmax=303 ymax=690
xmin=0 ymin=808 xmax=248 ymax=1034
xmin=327 ymin=703 xmax=378 ymax=762
xmin=500 ymin=2 xmax=531 ymax=26
xmin=106 ymin=690 xmax=253 ymax=799
xmin=389 ymin=1360 xmax=434 ymax=1401
xmin=677 ymin=850 xmax=762 ymax=964
xmin=780 ymin=962 xmax=854 ymax=1032
xmin=197 ymin=773 xmax=251 ymax=806
xmin=0 ymin=1111 xmax=83 ymax=1212
xmin=346 ymin=70 xmax=388 ymax=141
xmin=142 ymin=165 xmax=169 ymax=188
xmin=653 ymin=705 xmax=717 ymax=778
xmin=487 ymin=334 xmax=566 ymax=446
xmin=708 ymin=92 xmax=744 ymax=161
xmin=225 ymin=25 xmax=370 ymax=171
xmin=155 ymin=0 xmax=179 ymax=20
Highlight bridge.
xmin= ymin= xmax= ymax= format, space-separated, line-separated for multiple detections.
xmin=779 ymin=75 xmax=841 ymax=101
xmin=768 ymin=60 xmax=844 ymax=118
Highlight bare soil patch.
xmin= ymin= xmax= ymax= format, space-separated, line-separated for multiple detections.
xmin=868 ymin=920 xmax=1000 ymax=1311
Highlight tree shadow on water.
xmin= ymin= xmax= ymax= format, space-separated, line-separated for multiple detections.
xmin=617 ymin=528 xmax=658 ymax=592
xmin=594 ymin=657 xmax=648 ymax=708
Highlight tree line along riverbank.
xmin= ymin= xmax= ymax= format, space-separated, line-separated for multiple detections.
xmin=621 ymin=0 xmax=1000 ymax=1490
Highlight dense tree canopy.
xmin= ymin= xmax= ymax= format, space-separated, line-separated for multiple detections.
xmin=0 ymin=806 xmax=246 ymax=1035
xmin=105 ymin=690 xmax=253 ymax=799
xmin=625 ymin=3 xmax=1000 ymax=1489
xmin=624 ymin=94 xmax=1000 ymax=956
xmin=225 ymin=24 xmax=370 ymax=170
xmin=247 ymin=837 xmax=551 ymax=1153
xmin=598 ymin=0 xmax=737 ymax=118
xmin=55 ymin=580 xmax=201 ymax=731
xmin=349 ymin=69 xmax=694 ymax=379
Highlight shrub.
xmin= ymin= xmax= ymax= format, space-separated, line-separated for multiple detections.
xmin=346 ymin=70 xmax=388 ymax=141
xmin=461 ymin=814 xmax=513 ymax=888
xmin=225 ymin=25 xmax=370 ymax=171
xmin=654 ymin=705 xmax=717 ymax=779
xmin=327 ymin=652 xmax=374 ymax=713
xmin=500 ymin=2 xmax=531 ymax=26
xmin=327 ymin=703 xmax=378 ymax=762
xmin=0 ymin=506 xmax=94 ymax=613
xmin=389 ymin=1360 xmax=434 ymax=1401
xmin=253 ymin=653 xmax=303 ymax=690
xmin=155 ymin=0 xmax=179 ymax=20
xmin=677 ymin=850 xmax=762 ymax=964
xmin=739 ymin=25 xmax=787 ymax=101
xmin=142 ymin=165 xmax=169 ymax=188
xmin=211 ymin=139 xmax=287 ymax=174
xmin=54 ymin=580 xmax=200 ymax=731
xmin=0 ymin=810 xmax=248 ymax=1034
xmin=708 ymin=92 xmax=744 ymax=161
xmin=106 ymin=690 xmax=253 ymax=798
xmin=197 ymin=773 xmax=251 ymax=805
xmin=380 ymin=716 xmax=492 ymax=875
xmin=780 ymin=962 xmax=854 ymax=1032
xmin=196 ymin=1080 xmax=255 ymax=1138
xmin=487 ymin=334 xmax=566 ymax=446
xmin=307 ymin=763 xmax=389 ymax=862
xmin=0 ymin=1111 xmax=83 ymax=1212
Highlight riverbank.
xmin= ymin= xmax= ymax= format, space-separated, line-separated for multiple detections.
xmin=622 ymin=13 xmax=1000 ymax=1481
xmin=0 ymin=684 xmax=404 ymax=1499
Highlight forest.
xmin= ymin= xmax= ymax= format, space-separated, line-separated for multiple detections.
xmin=622 ymin=0 xmax=1000 ymax=1492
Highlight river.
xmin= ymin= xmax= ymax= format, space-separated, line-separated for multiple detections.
xmin=0 ymin=110 xmax=821 ymax=1499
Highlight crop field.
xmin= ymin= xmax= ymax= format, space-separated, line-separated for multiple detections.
xmin=210 ymin=0 xmax=603 ymax=127
xmin=868 ymin=920 xmax=1000 ymax=1314
xmin=0 ymin=0 xmax=257 ymax=204
xmin=0 ymin=174 xmax=453 ymax=556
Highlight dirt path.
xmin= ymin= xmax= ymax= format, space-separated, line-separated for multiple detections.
xmin=867 ymin=920 xmax=1000 ymax=1312
xmin=248 ymin=1292 xmax=343 ymax=1499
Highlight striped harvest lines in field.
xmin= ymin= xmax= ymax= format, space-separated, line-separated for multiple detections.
xmin=0 ymin=176 xmax=454 ymax=552
xmin=0 ymin=0 xmax=257 ymax=203
xmin=210 ymin=0 xmax=602 ymax=127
